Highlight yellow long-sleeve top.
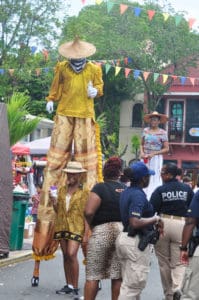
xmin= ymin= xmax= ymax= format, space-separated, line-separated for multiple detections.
xmin=46 ymin=61 xmax=104 ymax=119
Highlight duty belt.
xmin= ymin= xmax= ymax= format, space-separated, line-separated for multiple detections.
xmin=161 ymin=214 xmax=185 ymax=221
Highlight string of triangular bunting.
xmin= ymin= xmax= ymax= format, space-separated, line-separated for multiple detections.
xmin=81 ymin=0 xmax=196 ymax=30
xmin=0 ymin=58 xmax=198 ymax=85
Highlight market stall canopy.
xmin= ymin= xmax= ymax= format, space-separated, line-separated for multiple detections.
xmin=11 ymin=143 xmax=30 ymax=155
xmin=25 ymin=136 xmax=51 ymax=155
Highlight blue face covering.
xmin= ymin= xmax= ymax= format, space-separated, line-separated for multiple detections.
xmin=69 ymin=58 xmax=86 ymax=73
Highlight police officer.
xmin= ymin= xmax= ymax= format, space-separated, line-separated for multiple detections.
xmin=116 ymin=161 xmax=163 ymax=300
xmin=150 ymin=162 xmax=194 ymax=300
xmin=180 ymin=190 xmax=199 ymax=299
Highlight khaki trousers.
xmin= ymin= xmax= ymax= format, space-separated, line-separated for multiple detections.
xmin=116 ymin=232 xmax=151 ymax=300
xmin=155 ymin=217 xmax=186 ymax=300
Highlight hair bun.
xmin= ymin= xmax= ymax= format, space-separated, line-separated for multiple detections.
xmin=103 ymin=156 xmax=122 ymax=179
xmin=104 ymin=156 xmax=122 ymax=167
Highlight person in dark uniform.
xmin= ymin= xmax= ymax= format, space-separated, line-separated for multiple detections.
xmin=150 ymin=162 xmax=194 ymax=300
xmin=180 ymin=190 xmax=199 ymax=299
xmin=116 ymin=161 xmax=163 ymax=300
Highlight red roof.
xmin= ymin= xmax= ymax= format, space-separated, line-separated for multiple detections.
xmin=164 ymin=59 xmax=199 ymax=93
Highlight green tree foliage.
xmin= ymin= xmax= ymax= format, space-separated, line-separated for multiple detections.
xmin=0 ymin=0 xmax=63 ymax=65
xmin=0 ymin=0 xmax=65 ymax=111
xmin=1 ymin=1 xmax=199 ymax=156
xmin=62 ymin=1 xmax=199 ymax=107
xmin=6 ymin=92 xmax=40 ymax=146
xmin=61 ymin=0 xmax=199 ymax=155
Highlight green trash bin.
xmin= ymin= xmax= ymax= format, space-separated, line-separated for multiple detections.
xmin=9 ymin=192 xmax=30 ymax=251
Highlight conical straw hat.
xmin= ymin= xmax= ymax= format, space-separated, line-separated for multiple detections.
xmin=58 ymin=37 xmax=96 ymax=59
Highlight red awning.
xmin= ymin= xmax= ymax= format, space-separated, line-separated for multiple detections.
xmin=11 ymin=143 xmax=30 ymax=155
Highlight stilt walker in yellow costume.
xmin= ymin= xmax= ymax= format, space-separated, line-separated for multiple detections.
xmin=31 ymin=37 xmax=104 ymax=286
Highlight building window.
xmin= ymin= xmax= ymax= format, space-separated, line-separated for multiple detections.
xmin=169 ymin=101 xmax=184 ymax=142
xmin=48 ymin=128 xmax=52 ymax=136
xmin=185 ymin=98 xmax=199 ymax=143
xmin=132 ymin=103 xmax=143 ymax=127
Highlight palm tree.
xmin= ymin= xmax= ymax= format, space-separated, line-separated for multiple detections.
xmin=6 ymin=92 xmax=40 ymax=146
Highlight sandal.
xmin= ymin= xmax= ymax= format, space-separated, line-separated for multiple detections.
xmin=98 ymin=280 xmax=102 ymax=291
xmin=31 ymin=276 xmax=39 ymax=287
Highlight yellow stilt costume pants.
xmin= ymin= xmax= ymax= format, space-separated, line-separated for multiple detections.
xmin=32 ymin=115 xmax=103 ymax=260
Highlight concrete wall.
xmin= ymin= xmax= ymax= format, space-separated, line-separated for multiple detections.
xmin=119 ymin=93 xmax=144 ymax=166
xmin=23 ymin=115 xmax=54 ymax=142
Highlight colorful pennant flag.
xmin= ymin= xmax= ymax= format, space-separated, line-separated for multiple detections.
xmin=162 ymin=13 xmax=169 ymax=22
xmin=147 ymin=10 xmax=155 ymax=21
xmin=188 ymin=18 xmax=196 ymax=29
xmin=31 ymin=46 xmax=37 ymax=54
xmin=134 ymin=69 xmax=140 ymax=79
xmin=107 ymin=1 xmax=114 ymax=13
xmin=120 ymin=4 xmax=128 ymax=15
xmin=2 ymin=53 xmax=199 ymax=87
xmin=115 ymin=66 xmax=121 ymax=76
xmin=104 ymin=2 xmax=196 ymax=31
xmin=171 ymin=75 xmax=178 ymax=81
xmin=180 ymin=76 xmax=186 ymax=85
xmin=154 ymin=73 xmax=159 ymax=81
xmin=95 ymin=0 xmax=103 ymax=4
xmin=143 ymin=71 xmax=150 ymax=81
xmin=134 ymin=7 xmax=142 ymax=17
xmin=125 ymin=68 xmax=131 ymax=78
xmin=162 ymin=74 xmax=168 ymax=84
xmin=105 ymin=64 xmax=111 ymax=74
xmin=175 ymin=15 xmax=183 ymax=26
xmin=189 ymin=77 xmax=195 ymax=85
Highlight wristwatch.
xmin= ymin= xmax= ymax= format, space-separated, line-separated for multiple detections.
xmin=179 ymin=245 xmax=188 ymax=251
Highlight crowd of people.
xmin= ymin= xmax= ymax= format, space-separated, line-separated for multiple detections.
xmin=31 ymin=156 xmax=199 ymax=300
xmin=28 ymin=37 xmax=199 ymax=300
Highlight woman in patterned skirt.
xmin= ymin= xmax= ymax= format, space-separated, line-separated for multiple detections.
xmin=140 ymin=111 xmax=169 ymax=199
xmin=84 ymin=157 xmax=126 ymax=300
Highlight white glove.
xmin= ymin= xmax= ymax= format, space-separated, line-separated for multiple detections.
xmin=87 ymin=81 xmax=98 ymax=98
xmin=50 ymin=186 xmax=57 ymax=198
xmin=46 ymin=101 xmax=54 ymax=113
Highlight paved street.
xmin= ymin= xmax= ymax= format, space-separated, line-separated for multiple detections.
xmin=0 ymin=248 xmax=163 ymax=299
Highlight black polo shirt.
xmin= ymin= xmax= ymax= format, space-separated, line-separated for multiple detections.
xmin=150 ymin=179 xmax=194 ymax=217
